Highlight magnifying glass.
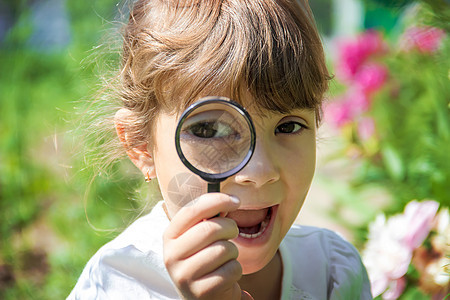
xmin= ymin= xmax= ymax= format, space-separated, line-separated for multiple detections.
xmin=175 ymin=96 xmax=256 ymax=193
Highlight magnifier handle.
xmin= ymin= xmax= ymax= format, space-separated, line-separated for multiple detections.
xmin=207 ymin=182 xmax=220 ymax=193
xmin=205 ymin=182 xmax=221 ymax=219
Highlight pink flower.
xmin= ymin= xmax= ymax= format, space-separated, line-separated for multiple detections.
xmin=359 ymin=30 xmax=387 ymax=57
xmin=362 ymin=200 xmax=440 ymax=298
xmin=383 ymin=277 xmax=406 ymax=300
xmin=324 ymin=100 xmax=353 ymax=127
xmin=336 ymin=31 xmax=387 ymax=82
xmin=335 ymin=41 xmax=365 ymax=81
xmin=363 ymin=214 xmax=412 ymax=297
xmin=357 ymin=117 xmax=376 ymax=141
xmin=354 ymin=63 xmax=388 ymax=94
xmin=325 ymin=88 xmax=371 ymax=128
xmin=400 ymin=26 xmax=446 ymax=53
xmin=331 ymin=30 xmax=388 ymax=129
xmin=348 ymin=87 xmax=371 ymax=113
xmin=402 ymin=200 xmax=440 ymax=250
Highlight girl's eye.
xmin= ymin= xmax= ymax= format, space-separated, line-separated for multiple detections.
xmin=275 ymin=121 xmax=305 ymax=134
xmin=186 ymin=121 xmax=235 ymax=139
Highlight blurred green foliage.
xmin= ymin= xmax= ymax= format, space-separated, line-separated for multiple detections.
xmin=0 ymin=0 xmax=149 ymax=298
xmin=363 ymin=0 xmax=450 ymax=32
xmin=323 ymin=1 xmax=449 ymax=242
xmin=367 ymin=44 xmax=450 ymax=212
xmin=324 ymin=3 xmax=449 ymax=297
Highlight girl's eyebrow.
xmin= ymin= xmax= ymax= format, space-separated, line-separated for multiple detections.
xmin=278 ymin=110 xmax=316 ymax=124
xmin=252 ymin=107 xmax=315 ymax=117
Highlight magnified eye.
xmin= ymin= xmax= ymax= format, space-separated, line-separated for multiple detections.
xmin=186 ymin=121 xmax=236 ymax=139
xmin=275 ymin=121 xmax=305 ymax=134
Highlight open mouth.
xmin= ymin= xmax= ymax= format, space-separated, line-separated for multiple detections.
xmin=234 ymin=206 xmax=273 ymax=239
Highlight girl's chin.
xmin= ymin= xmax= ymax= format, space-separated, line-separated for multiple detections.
xmin=235 ymin=242 xmax=278 ymax=275
xmin=233 ymin=206 xmax=283 ymax=275
xmin=237 ymin=246 xmax=280 ymax=275
xmin=239 ymin=258 xmax=269 ymax=275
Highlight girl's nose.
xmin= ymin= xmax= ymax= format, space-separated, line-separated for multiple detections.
xmin=234 ymin=139 xmax=280 ymax=188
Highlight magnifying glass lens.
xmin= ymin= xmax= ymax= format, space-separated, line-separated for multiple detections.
xmin=179 ymin=104 xmax=252 ymax=175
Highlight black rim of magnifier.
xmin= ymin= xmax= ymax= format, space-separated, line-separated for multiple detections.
xmin=175 ymin=96 xmax=256 ymax=183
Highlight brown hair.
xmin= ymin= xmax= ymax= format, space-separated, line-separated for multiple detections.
xmin=119 ymin=0 xmax=330 ymax=144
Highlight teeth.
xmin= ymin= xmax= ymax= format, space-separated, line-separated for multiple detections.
xmin=239 ymin=218 xmax=270 ymax=239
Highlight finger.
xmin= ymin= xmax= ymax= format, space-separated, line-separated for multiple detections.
xmin=165 ymin=193 xmax=240 ymax=239
xmin=190 ymin=259 xmax=243 ymax=297
xmin=172 ymin=217 xmax=239 ymax=259
xmin=185 ymin=240 xmax=239 ymax=280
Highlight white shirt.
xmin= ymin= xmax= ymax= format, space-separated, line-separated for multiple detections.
xmin=68 ymin=202 xmax=372 ymax=299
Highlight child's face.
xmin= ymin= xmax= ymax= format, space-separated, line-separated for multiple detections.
xmin=150 ymin=96 xmax=316 ymax=274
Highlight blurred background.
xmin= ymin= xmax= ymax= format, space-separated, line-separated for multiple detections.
xmin=0 ymin=0 xmax=448 ymax=299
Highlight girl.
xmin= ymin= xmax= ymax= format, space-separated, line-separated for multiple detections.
xmin=69 ymin=0 xmax=372 ymax=299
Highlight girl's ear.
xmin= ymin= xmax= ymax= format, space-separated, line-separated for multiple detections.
xmin=114 ymin=108 xmax=156 ymax=180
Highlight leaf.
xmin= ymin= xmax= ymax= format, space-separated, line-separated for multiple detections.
xmin=399 ymin=286 xmax=429 ymax=300
xmin=381 ymin=144 xmax=405 ymax=181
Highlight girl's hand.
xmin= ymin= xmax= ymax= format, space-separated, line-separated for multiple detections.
xmin=163 ymin=193 xmax=253 ymax=300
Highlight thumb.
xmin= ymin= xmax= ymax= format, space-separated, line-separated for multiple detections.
xmin=241 ymin=290 xmax=254 ymax=300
